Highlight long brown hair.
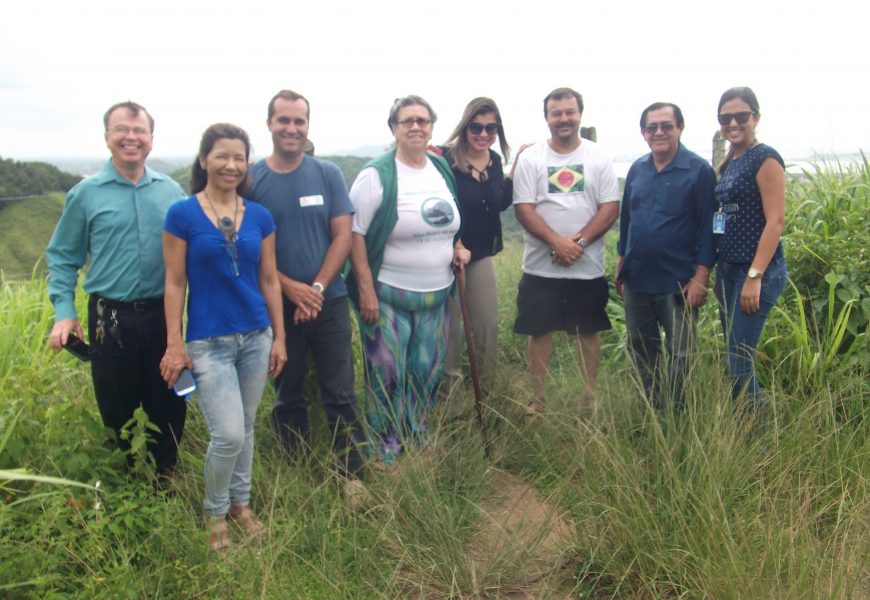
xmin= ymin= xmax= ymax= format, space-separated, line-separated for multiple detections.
xmin=190 ymin=123 xmax=251 ymax=196
xmin=716 ymin=86 xmax=761 ymax=175
xmin=443 ymin=97 xmax=511 ymax=171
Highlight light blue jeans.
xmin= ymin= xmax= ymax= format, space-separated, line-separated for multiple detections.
xmin=188 ymin=327 xmax=272 ymax=518
xmin=715 ymin=256 xmax=787 ymax=404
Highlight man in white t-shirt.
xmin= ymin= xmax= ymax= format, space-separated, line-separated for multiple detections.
xmin=512 ymin=87 xmax=620 ymax=414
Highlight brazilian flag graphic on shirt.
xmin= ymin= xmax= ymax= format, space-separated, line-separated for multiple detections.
xmin=547 ymin=164 xmax=584 ymax=193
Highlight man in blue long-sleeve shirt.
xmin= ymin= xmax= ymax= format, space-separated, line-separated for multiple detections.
xmin=616 ymin=102 xmax=716 ymax=412
xmin=46 ymin=101 xmax=186 ymax=476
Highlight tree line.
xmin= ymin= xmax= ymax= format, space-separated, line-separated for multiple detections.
xmin=0 ymin=157 xmax=82 ymax=200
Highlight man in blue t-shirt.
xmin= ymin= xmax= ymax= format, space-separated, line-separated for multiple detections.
xmin=616 ymin=102 xmax=717 ymax=412
xmin=249 ymin=90 xmax=367 ymax=501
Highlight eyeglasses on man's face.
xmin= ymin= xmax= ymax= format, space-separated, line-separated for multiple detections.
xmin=107 ymin=125 xmax=151 ymax=137
xmin=644 ymin=122 xmax=676 ymax=134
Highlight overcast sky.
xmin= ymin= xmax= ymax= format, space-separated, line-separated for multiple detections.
xmin=1 ymin=0 xmax=866 ymax=165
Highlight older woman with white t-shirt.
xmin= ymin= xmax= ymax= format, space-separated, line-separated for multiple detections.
xmin=347 ymin=95 xmax=470 ymax=467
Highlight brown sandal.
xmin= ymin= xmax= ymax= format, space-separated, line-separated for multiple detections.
xmin=227 ymin=505 xmax=266 ymax=538
xmin=205 ymin=516 xmax=231 ymax=552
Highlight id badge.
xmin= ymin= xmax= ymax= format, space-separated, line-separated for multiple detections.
xmin=713 ymin=210 xmax=726 ymax=234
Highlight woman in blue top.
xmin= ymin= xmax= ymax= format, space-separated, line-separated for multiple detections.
xmin=713 ymin=87 xmax=787 ymax=412
xmin=160 ymin=123 xmax=287 ymax=552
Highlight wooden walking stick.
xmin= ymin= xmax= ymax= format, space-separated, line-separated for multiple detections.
xmin=454 ymin=266 xmax=490 ymax=454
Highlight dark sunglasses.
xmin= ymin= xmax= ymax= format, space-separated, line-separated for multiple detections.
xmin=468 ymin=122 xmax=499 ymax=135
xmin=718 ymin=111 xmax=755 ymax=126
xmin=644 ymin=122 xmax=676 ymax=134
xmin=218 ymin=217 xmax=240 ymax=278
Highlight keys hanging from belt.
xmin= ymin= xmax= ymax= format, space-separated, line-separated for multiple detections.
xmin=95 ymin=299 xmax=106 ymax=345
xmin=94 ymin=299 xmax=123 ymax=349
xmin=108 ymin=308 xmax=124 ymax=349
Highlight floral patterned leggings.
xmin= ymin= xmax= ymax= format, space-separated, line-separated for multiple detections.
xmin=358 ymin=282 xmax=451 ymax=464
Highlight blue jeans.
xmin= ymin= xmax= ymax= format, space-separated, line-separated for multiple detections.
xmin=623 ymin=285 xmax=697 ymax=412
xmin=715 ymin=256 xmax=787 ymax=402
xmin=188 ymin=327 xmax=272 ymax=518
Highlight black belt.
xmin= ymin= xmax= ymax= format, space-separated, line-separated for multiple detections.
xmin=92 ymin=295 xmax=163 ymax=312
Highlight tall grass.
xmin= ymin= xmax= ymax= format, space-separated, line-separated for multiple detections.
xmin=1 ymin=165 xmax=868 ymax=597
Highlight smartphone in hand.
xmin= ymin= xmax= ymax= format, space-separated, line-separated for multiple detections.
xmin=63 ymin=333 xmax=93 ymax=362
xmin=173 ymin=367 xmax=196 ymax=396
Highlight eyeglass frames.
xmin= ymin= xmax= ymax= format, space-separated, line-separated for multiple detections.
xmin=643 ymin=122 xmax=676 ymax=134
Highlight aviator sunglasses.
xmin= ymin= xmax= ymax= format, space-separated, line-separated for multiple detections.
xmin=468 ymin=122 xmax=499 ymax=135
xmin=644 ymin=122 xmax=675 ymax=134
xmin=718 ymin=111 xmax=755 ymax=126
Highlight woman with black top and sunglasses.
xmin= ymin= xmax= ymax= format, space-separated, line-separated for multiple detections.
xmin=713 ymin=87 xmax=787 ymax=415
xmin=160 ymin=123 xmax=287 ymax=552
xmin=438 ymin=98 xmax=528 ymax=408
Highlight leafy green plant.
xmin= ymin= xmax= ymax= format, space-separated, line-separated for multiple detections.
xmin=783 ymin=153 xmax=869 ymax=350
xmin=771 ymin=276 xmax=865 ymax=385
xmin=118 ymin=407 xmax=160 ymax=479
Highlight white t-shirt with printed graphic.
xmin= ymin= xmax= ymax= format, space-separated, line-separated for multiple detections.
xmin=512 ymin=139 xmax=620 ymax=279
xmin=351 ymin=158 xmax=460 ymax=292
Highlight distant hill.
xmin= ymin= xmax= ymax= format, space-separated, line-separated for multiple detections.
xmin=327 ymin=144 xmax=389 ymax=158
xmin=320 ymin=155 xmax=369 ymax=188
xmin=168 ymin=155 xmax=370 ymax=194
xmin=0 ymin=193 xmax=65 ymax=280
xmin=0 ymin=157 xmax=82 ymax=200
xmin=42 ymin=156 xmax=193 ymax=178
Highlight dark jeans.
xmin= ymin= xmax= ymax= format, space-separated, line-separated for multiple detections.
xmin=272 ymin=296 xmax=365 ymax=477
xmin=623 ymin=285 xmax=697 ymax=412
xmin=715 ymin=256 xmax=787 ymax=403
xmin=88 ymin=295 xmax=186 ymax=474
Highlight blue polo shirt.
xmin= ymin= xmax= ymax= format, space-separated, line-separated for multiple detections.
xmin=249 ymin=156 xmax=353 ymax=302
xmin=47 ymin=160 xmax=185 ymax=321
xmin=617 ymin=144 xmax=717 ymax=294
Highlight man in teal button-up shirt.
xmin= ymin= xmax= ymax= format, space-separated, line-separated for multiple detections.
xmin=46 ymin=101 xmax=187 ymax=476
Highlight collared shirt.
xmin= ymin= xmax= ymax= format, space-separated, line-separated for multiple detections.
xmin=47 ymin=160 xmax=185 ymax=321
xmin=617 ymin=143 xmax=717 ymax=294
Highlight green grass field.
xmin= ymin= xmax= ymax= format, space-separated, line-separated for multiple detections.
xmin=0 ymin=161 xmax=867 ymax=598
xmin=0 ymin=194 xmax=64 ymax=281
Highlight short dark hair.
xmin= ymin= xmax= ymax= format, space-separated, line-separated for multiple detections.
xmin=189 ymin=123 xmax=251 ymax=196
xmin=717 ymin=86 xmax=760 ymax=115
xmin=639 ymin=102 xmax=685 ymax=129
xmin=103 ymin=101 xmax=154 ymax=133
xmin=387 ymin=95 xmax=437 ymax=130
xmin=543 ymin=87 xmax=583 ymax=116
xmin=267 ymin=89 xmax=310 ymax=121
